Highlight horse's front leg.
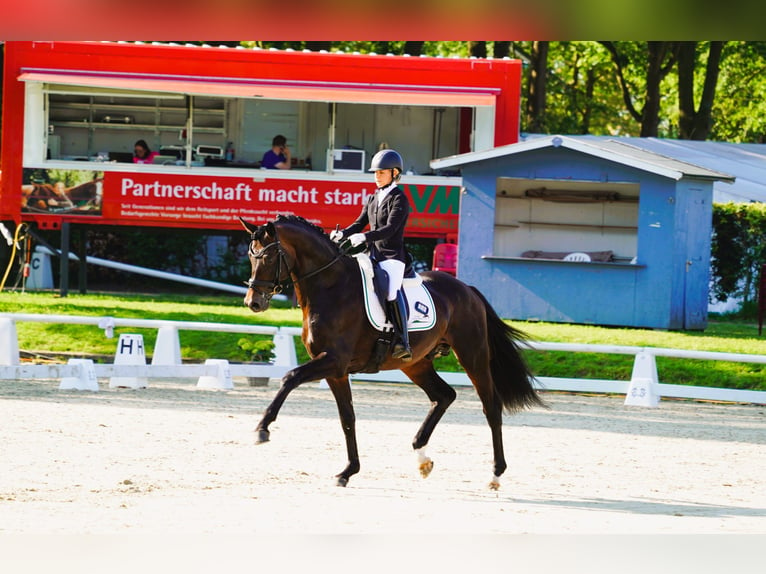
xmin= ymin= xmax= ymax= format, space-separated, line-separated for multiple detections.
xmin=255 ymin=351 xmax=340 ymax=443
xmin=326 ymin=375 xmax=359 ymax=487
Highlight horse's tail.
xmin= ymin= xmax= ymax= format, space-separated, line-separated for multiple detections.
xmin=471 ymin=286 xmax=547 ymax=412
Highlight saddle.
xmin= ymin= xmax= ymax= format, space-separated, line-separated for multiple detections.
xmin=353 ymin=253 xmax=436 ymax=333
xmin=351 ymin=253 xmax=437 ymax=374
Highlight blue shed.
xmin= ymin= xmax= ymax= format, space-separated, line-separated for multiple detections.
xmin=430 ymin=135 xmax=735 ymax=330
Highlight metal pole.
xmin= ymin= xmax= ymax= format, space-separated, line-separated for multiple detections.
xmin=59 ymin=221 xmax=70 ymax=297
xmin=37 ymin=246 xmax=249 ymax=295
xmin=77 ymin=225 xmax=87 ymax=294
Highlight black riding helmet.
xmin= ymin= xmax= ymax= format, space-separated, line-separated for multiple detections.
xmin=369 ymin=149 xmax=403 ymax=182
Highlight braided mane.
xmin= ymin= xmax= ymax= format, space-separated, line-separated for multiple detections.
xmin=275 ymin=214 xmax=341 ymax=253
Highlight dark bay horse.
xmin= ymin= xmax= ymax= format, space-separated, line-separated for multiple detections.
xmin=241 ymin=215 xmax=546 ymax=488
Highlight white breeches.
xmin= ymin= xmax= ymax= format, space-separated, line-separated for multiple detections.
xmin=379 ymin=259 xmax=405 ymax=301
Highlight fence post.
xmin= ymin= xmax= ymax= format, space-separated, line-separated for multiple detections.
xmin=625 ymin=350 xmax=660 ymax=407
xmin=273 ymin=329 xmax=298 ymax=368
xmin=0 ymin=317 xmax=20 ymax=366
xmin=59 ymin=358 xmax=99 ymax=391
xmin=109 ymin=333 xmax=148 ymax=389
xmin=197 ymin=359 xmax=233 ymax=390
xmin=27 ymin=246 xmax=54 ymax=290
xmin=152 ymin=325 xmax=182 ymax=365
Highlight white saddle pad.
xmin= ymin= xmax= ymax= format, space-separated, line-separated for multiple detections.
xmin=354 ymin=253 xmax=436 ymax=332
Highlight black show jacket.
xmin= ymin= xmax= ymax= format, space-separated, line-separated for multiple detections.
xmin=342 ymin=186 xmax=410 ymax=263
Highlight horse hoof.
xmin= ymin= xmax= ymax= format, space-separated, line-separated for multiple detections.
xmin=419 ymin=458 xmax=434 ymax=478
xmin=489 ymin=477 xmax=501 ymax=491
xmin=255 ymin=429 xmax=270 ymax=444
xmin=336 ymin=476 xmax=348 ymax=487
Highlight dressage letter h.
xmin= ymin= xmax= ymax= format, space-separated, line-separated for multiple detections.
xmin=120 ymin=337 xmax=143 ymax=355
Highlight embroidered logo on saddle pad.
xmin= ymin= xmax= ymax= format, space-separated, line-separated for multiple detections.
xmin=354 ymin=253 xmax=436 ymax=332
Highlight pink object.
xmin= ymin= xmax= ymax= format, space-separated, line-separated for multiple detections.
xmin=432 ymin=243 xmax=457 ymax=276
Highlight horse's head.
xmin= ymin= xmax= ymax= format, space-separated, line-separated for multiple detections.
xmin=241 ymin=214 xmax=348 ymax=312
xmin=240 ymin=217 xmax=290 ymax=312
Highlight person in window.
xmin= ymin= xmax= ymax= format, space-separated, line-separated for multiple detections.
xmin=261 ymin=135 xmax=292 ymax=170
xmin=330 ymin=149 xmax=412 ymax=361
xmin=133 ymin=140 xmax=159 ymax=164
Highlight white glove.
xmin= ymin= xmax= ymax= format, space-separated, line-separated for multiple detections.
xmin=349 ymin=233 xmax=366 ymax=247
xmin=329 ymin=229 xmax=343 ymax=242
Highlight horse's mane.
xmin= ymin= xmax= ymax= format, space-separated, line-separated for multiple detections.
xmin=275 ymin=214 xmax=342 ymax=253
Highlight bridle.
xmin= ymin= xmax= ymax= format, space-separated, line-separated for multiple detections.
xmin=245 ymin=226 xmax=345 ymax=301
xmin=245 ymin=240 xmax=289 ymax=300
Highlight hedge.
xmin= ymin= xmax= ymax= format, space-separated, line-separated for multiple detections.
xmin=711 ymin=202 xmax=766 ymax=307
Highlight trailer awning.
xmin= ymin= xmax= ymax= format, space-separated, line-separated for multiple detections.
xmin=19 ymin=68 xmax=499 ymax=107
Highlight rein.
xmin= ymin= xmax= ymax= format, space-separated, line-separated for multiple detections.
xmin=245 ymin=229 xmax=345 ymax=298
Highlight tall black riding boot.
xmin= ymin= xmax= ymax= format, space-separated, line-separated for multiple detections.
xmin=386 ymin=294 xmax=412 ymax=361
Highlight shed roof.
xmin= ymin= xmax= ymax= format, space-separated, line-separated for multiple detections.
xmin=431 ymin=134 xmax=735 ymax=184
xmin=431 ymin=134 xmax=766 ymax=203
xmin=574 ymin=136 xmax=766 ymax=203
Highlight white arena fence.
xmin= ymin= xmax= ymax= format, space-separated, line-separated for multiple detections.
xmin=1 ymin=313 xmax=765 ymax=406
xmin=0 ymin=313 xmax=294 ymax=387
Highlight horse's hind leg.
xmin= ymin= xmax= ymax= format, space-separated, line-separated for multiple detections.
xmin=403 ymin=361 xmax=457 ymax=478
xmin=326 ymin=375 xmax=360 ymax=487
xmin=451 ymin=341 xmax=507 ymax=490
xmin=480 ymin=385 xmax=506 ymax=490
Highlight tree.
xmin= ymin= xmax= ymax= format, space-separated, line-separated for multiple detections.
xmin=522 ymin=41 xmax=549 ymax=133
xmin=550 ymin=42 xmax=614 ymax=135
xmin=468 ymin=41 xmax=487 ymax=58
xmin=305 ymin=42 xmax=332 ymax=52
xmin=494 ymin=42 xmax=511 ymax=59
xmin=678 ymin=42 xmax=725 ymax=140
xmin=403 ymin=41 xmax=424 ymax=56
xmin=709 ymin=42 xmax=766 ymax=143
xmin=711 ymin=203 xmax=766 ymax=306
xmin=105 ymin=41 xmax=766 ymax=144
xmin=600 ymin=41 xmax=679 ymax=137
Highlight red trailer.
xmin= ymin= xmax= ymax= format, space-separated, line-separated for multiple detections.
xmin=1 ymin=41 xmax=522 ymax=241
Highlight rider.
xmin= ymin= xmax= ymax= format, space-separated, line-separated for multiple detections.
xmin=330 ymin=148 xmax=412 ymax=361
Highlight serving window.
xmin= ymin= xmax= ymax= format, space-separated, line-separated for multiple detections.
xmin=46 ymin=90 xmax=227 ymax=163
xmin=31 ymin=82 xmax=465 ymax=173
xmin=494 ymin=177 xmax=640 ymax=263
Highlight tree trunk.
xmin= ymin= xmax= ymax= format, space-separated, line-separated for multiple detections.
xmin=494 ymin=41 xmax=511 ymax=58
xmin=208 ymin=41 xmax=242 ymax=48
xmin=640 ymin=42 xmax=671 ymax=137
xmin=678 ymin=41 xmax=724 ymax=140
xmin=525 ymin=41 xmax=549 ymax=133
xmin=469 ymin=42 xmax=487 ymax=58
xmin=601 ymin=41 xmax=642 ymax=124
xmin=305 ymin=42 xmax=332 ymax=52
xmin=403 ymin=42 xmax=424 ymax=56
xmin=580 ymin=68 xmax=596 ymax=134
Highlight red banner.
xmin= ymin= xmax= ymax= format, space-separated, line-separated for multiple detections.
xmin=20 ymin=168 xmax=459 ymax=237
xmin=102 ymin=171 xmax=459 ymax=234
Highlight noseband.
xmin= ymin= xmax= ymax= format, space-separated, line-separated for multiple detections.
xmin=245 ymin=227 xmax=344 ymax=301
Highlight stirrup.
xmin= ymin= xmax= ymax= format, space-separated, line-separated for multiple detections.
xmin=392 ymin=342 xmax=412 ymax=361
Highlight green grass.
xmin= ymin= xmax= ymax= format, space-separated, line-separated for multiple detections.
xmin=0 ymin=291 xmax=296 ymax=363
xmin=432 ymin=320 xmax=766 ymax=391
xmin=2 ymin=291 xmax=765 ymax=391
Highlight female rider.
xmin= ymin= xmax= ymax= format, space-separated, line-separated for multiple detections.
xmin=330 ymin=149 xmax=412 ymax=361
